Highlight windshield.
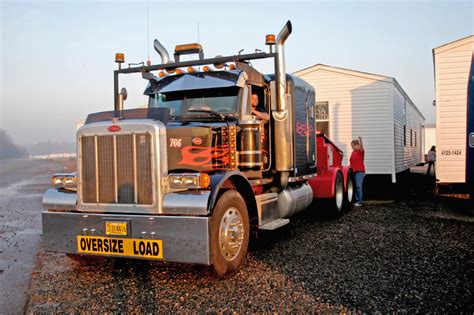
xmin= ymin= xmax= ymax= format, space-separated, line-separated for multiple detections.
xmin=148 ymin=87 xmax=240 ymax=117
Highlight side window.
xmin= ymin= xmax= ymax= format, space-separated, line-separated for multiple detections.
xmin=404 ymin=125 xmax=407 ymax=146
xmin=316 ymin=101 xmax=329 ymax=136
xmin=250 ymin=86 xmax=266 ymax=112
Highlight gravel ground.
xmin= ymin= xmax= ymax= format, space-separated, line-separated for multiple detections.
xmin=26 ymin=198 xmax=474 ymax=313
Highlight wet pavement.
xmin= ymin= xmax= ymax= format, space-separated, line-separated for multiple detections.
xmin=0 ymin=159 xmax=67 ymax=314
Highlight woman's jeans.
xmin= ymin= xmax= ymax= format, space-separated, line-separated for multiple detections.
xmin=427 ymin=161 xmax=435 ymax=176
xmin=354 ymin=171 xmax=365 ymax=204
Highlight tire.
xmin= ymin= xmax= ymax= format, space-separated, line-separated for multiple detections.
xmin=330 ymin=171 xmax=345 ymax=216
xmin=344 ymin=171 xmax=355 ymax=209
xmin=210 ymin=190 xmax=250 ymax=278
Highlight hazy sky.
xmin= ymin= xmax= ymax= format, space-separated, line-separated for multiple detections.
xmin=1 ymin=0 xmax=472 ymax=145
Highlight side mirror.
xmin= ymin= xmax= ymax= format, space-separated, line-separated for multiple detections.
xmin=120 ymin=87 xmax=128 ymax=101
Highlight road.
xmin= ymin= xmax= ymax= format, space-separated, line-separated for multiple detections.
xmin=0 ymin=159 xmax=68 ymax=314
xmin=1 ymin=159 xmax=473 ymax=313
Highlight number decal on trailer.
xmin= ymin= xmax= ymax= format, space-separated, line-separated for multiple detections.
xmin=169 ymin=138 xmax=182 ymax=148
xmin=441 ymin=150 xmax=462 ymax=156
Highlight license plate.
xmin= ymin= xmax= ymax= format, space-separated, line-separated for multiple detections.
xmin=77 ymin=236 xmax=163 ymax=259
xmin=105 ymin=221 xmax=127 ymax=236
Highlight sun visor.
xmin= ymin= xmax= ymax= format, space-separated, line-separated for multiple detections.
xmin=144 ymin=71 xmax=244 ymax=95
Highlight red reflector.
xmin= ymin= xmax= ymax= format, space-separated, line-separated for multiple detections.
xmin=108 ymin=125 xmax=121 ymax=132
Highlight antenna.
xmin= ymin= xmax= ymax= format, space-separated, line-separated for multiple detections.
xmin=146 ymin=0 xmax=151 ymax=65
xmin=197 ymin=21 xmax=200 ymax=43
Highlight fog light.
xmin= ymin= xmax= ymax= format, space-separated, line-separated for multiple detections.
xmin=51 ymin=173 xmax=77 ymax=189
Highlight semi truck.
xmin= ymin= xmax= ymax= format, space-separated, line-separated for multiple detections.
xmin=42 ymin=21 xmax=354 ymax=277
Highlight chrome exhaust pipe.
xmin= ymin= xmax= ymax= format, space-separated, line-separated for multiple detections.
xmin=153 ymin=39 xmax=171 ymax=64
xmin=275 ymin=20 xmax=292 ymax=115
xmin=273 ymin=21 xmax=293 ymax=186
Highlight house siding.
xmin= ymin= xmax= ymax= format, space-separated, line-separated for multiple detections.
xmin=295 ymin=65 xmax=425 ymax=182
xmin=295 ymin=68 xmax=393 ymax=175
xmin=434 ymin=37 xmax=473 ymax=183
xmin=393 ymin=85 xmax=424 ymax=173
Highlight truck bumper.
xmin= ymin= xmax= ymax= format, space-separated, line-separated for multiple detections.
xmin=42 ymin=211 xmax=211 ymax=265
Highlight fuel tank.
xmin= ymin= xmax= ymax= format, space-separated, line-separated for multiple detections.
xmin=166 ymin=122 xmax=230 ymax=172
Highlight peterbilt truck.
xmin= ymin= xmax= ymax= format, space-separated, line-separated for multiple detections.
xmin=42 ymin=21 xmax=354 ymax=276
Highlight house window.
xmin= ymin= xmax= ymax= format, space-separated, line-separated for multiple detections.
xmin=415 ymin=131 xmax=417 ymax=147
xmin=404 ymin=125 xmax=406 ymax=146
xmin=316 ymin=102 xmax=329 ymax=136
xmin=410 ymin=129 xmax=413 ymax=147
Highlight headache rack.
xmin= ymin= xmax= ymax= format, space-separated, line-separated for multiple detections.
xmin=113 ymin=51 xmax=277 ymax=111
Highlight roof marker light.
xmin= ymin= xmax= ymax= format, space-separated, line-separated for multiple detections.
xmin=115 ymin=53 xmax=125 ymax=63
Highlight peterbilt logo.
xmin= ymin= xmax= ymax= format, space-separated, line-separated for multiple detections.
xmin=192 ymin=137 xmax=203 ymax=145
xmin=107 ymin=125 xmax=121 ymax=132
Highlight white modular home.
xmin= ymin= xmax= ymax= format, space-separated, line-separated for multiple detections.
xmin=433 ymin=35 xmax=474 ymax=189
xmin=294 ymin=64 xmax=425 ymax=183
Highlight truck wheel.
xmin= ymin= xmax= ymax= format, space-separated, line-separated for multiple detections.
xmin=211 ymin=190 xmax=250 ymax=278
xmin=330 ymin=172 xmax=344 ymax=216
xmin=344 ymin=171 xmax=355 ymax=209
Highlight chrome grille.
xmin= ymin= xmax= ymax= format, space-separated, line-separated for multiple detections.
xmin=80 ymin=133 xmax=153 ymax=205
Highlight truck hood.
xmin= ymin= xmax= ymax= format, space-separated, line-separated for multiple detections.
xmin=166 ymin=122 xmax=230 ymax=172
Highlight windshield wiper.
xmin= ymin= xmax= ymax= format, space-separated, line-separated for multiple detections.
xmin=187 ymin=106 xmax=226 ymax=120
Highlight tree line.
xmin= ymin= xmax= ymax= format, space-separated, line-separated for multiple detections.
xmin=0 ymin=129 xmax=29 ymax=159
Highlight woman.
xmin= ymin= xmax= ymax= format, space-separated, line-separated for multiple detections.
xmin=350 ymin=136 xmax=365 ymax=207
xmin=427 ymin=146 xmax=436 ymax=176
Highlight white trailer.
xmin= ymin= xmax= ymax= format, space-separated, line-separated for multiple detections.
xmin=294 ymin=64 xmax=425 ymax=183
xmin=433 ymin=35 xmax=474 ymax=194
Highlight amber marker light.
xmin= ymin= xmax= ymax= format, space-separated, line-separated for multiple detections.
xmin=228 ymin=64 xmax=236 ymax=70
xmin=265 ymin=34 xmax=276 ymax=45
xmin=159 ymin=71 xmax=166 ymax=77
xmin=200 ymin=173 xmax=211 ymax=188
xmin=175 ymin=69 xmax=184 ymax=75
xmin=115 ymin=53 xmax=125 ymax=63
xmin=187 ymin=67 xmax=195 ymax=73
xmin=175 ymin=43 xmax=203 ymax=53
xmin=203 ymin=65 xmax=210 ymax=72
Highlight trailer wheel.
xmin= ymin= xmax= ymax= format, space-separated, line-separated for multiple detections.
xmin=330 ymin=172 xmax=345 ymax=216
xmin=344 ymin=171 xmax=355 ymax=209
xmin=211 ymin=190 xmax=250 ymax=278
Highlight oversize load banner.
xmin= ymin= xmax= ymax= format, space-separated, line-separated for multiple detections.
xmin=77 ymin=236 xmax=163 ymax=259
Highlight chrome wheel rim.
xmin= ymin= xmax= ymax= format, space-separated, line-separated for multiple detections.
xmin=219 ymin=207 xmax=244 ymax=261
xmin=336 ymin=178 xmax=344 ymax=210
xmin=347 ymin=177 xmax=354 ymax=203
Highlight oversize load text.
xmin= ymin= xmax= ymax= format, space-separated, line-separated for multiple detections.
xmin=77 ymin=236 xmax=163 ymax=258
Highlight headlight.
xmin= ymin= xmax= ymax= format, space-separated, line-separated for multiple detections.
xmin=168 ymin=173 xmax=210 ymax=189
xmin=51 ymin=173 xmax=77 ymax=189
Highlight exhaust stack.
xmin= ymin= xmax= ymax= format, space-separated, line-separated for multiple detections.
xmin=275 ymin=20 xmax=292 ymax=115
xmin=154 ymin=39 xmax=171 ymax=64
xmin=272 ymin=21 xmax=293 ymax=186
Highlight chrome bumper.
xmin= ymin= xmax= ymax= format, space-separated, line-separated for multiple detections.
xmin=42 ymin=211 xmax=211 ymax=265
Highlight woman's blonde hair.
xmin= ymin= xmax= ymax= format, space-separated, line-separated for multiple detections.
xmin=351 ymin=139 xmax=360 ymax=146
